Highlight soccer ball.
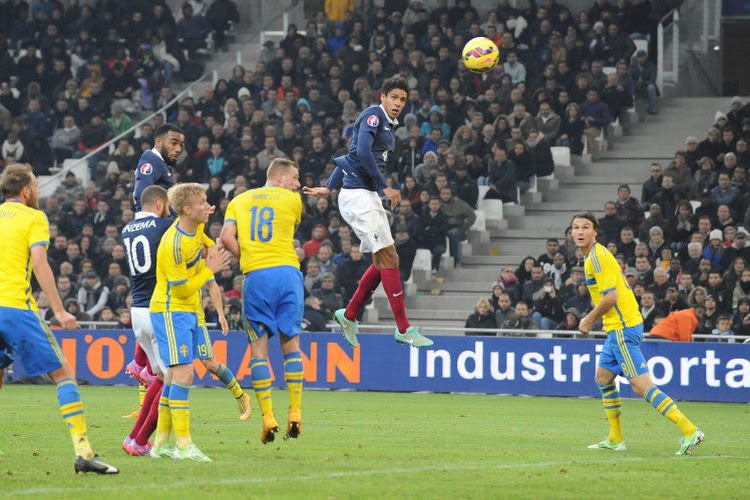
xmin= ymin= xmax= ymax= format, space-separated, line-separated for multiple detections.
xmin=462 ymin=37 xmax=499 ymax=74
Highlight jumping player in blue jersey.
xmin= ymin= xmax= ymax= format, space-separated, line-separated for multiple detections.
xmin=133 ymin=124 xmax=184 ymax=212
xmin=304 ymin=77 xmax=433 ymax=349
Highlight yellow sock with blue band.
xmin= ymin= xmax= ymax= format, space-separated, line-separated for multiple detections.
xmin=154 ymin=382 xmax=172 ymax=447
xmin=169 ymin=382 xmax=191 ymax=449
xmin=283 ymin=351 xmax=303 ymax=409
xmin=251 ymin=357 xmax=273 ymax=415
xmin=597 ymin=383 xmax=623 ymax=443
xmin=216 ymin=363 xmax=244 ymax=400
xmin=57 ymin=378 xmax=93 ymax=459
xmin=644 ymin=386 xmax=696 ymax=437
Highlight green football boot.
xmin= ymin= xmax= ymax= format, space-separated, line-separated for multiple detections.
xmin=173 ymin=443 xmax=211 ymax=462
xmin=675 ymin=430 xmax=705 ymax=456
xmin=333 ymin=309 xmax=359 ymax=347
xmin=587 ymin=439 xmax=626 ymax=451
xmin=394 ymin=326 xmax=433 ymax=348
xmin=149 ymin=443 xmax=176 ymax=459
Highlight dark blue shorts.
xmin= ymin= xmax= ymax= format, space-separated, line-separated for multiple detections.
xmin=242 ymin=266 xmax=304 ymax=340
xmin=0 ymin=307 xmax=64 ymax=376
xmin=599 ymin=323 xmax=650 ymax=379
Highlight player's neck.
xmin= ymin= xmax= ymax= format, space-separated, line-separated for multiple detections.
xmin=7 ymin=196 xmax=28 ymax=206
xmin=177 ymin=217 xmax=198 ymax=235
xmin=581 ymin=242 xmax=594 ymax=256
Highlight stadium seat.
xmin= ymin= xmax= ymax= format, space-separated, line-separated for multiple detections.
xmin=528 ymin=175 xmax=538 ymax=193
xmin=550 ymin=146 xmax=571 ymax=167
xmin=602 ymin=66 xmax=616 ymax=75
xmin=478 ymin=185 xmax=489 ymax=200
xmin=690 ymin=200 xmax=702 ymax=212
xmin=478 ymin=199 xmax=504 ymax=220
xmin=412 ymin=249 xmax=432 ymax=271
xmin=470 ymin=210 xmax=486 ymax=231
xmin=222 ymin=183 xmax=233 ymax=198
xmin=634 ymin=39 xmax=648 ymax=55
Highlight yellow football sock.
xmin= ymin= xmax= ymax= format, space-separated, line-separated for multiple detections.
xmin=284 ymin=351 xmax=303 ymax=409
xmin=216 ymin=363 xmax=244 ymax=399
xmin=598 ymin=383 xmax=623 ymax=443
xmin=251 ymin=357 xmax=273 ymax=415
xmin=645 ymin=386 xmax=697 ymax=437
xmin=169 ymin=382 xmax=191 ymax=449
xmin=154 ymin=383 xmax=172 ymax=447
xmin=57 ymin=378 xmax=94 ymax=459
xmin=138 ymin=384 xmax=146 ymax=407
xmin=665 ymin=405 xmax=697 ymax=437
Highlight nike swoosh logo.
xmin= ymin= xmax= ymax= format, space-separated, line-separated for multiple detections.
xmin=392 ymin=291 xmax=403 ymax=297
xmin=384 ymin=127 xmax=390 ymax=130
xmin=401 ymin=336 xmax=414 ymax=344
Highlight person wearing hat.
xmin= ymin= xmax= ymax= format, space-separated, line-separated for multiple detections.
xmin=724 ymin=227 xmax=750 ymax=265
xmin=557 ymin=307 xmax=581 ymax=331
xmin=419 ymin=104 xmax=450 ymax=139
xmin=731 ymin=297 xmax=750 ymax=337
xmin=702 ymin=228 xmax=725 ymax=270
xmin=630 ymin=48 xmax=658 ymax=114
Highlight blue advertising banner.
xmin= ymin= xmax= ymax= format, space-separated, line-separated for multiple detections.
xmin=8 ymin=330 xmax=750 ymax=403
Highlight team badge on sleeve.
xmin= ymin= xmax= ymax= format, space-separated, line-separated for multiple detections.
xmin=366 ymin=115 xmax=379 ymax=127
xmin=140 ymin=163 xmax=153 ymax=175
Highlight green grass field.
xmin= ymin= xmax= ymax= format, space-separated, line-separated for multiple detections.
xmin=0 ymin=385 xmax=748 ymax=499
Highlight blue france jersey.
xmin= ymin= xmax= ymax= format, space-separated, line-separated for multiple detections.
xmin=122 ymin=213 xmax=174 ymax=308
xmin=325 ymin=104 xmax=397 ymax=192
xmin=133 ymin=149 xmax=174 ymax=211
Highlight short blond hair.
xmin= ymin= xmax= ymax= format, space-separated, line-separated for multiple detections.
xmin=167 ymin=182 xmax=206 ymax=215
xmin=266 ymin=158 xmax=298 ymax=181
xmin=0 ymin=163 xmax=33 ymax=197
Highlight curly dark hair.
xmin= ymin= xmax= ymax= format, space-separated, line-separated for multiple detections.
xmin=381 ymin=77 xmax=409 ymax=96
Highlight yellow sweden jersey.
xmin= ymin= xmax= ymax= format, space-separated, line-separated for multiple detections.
xmin=0 ymin=201 xmax=50 ymax=310
xmin=584 ymin=242 xmax=643 ymax=332
xmin=151 ymin=220 xmax=213 ymax=313
xmin=225 ymin=186 xmax=302 ymax=274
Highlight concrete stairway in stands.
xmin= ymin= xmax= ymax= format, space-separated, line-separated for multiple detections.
xmin=368 ymin=97 xmax=729 ymax=334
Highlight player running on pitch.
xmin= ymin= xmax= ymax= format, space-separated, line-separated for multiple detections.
xmin=303 ymin=77 xmax=433 ymax=349
xmin=0 ymin=163 xmax=118 ymax=473
xmin=571 ymin=212 xmax=704 ymax=455
xmin=220 ymin=158 xmax=305 ymax=444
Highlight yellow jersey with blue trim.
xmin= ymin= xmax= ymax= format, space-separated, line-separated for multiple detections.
xmin=150 ymin=219 xmax=215 ymax=313
xmin=0 ymin=201 xmax=50 ymax=310
xmin=224 ymin=185 xmax=302 ymax=274
xmin=583 ymin=242 xmax=643 ymax=332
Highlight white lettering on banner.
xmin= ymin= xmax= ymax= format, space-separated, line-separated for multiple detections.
xmin=521 ymin=352 xmax=545 ymax=381
xmin=680 ymin=357 xmax=700 ymax=386
xmin=426 ymin=349 xmax=451 ymax=378
xmin=406 ymin=342 xmax=749 ymax=392
xmin=571 ymin=354 xmax=590 ymax=382
xmin=725 ymin=358 xmax=750 ymax=388
xmin=648 ymin=356 xmax=673 ymax=385
xmin=703 ymin=350 xmax=721 ymax=388
xmin=457 ymin=342 xmax=483 ymax=379
xmin=550 ymin=346 xmax=568 ymax=382
xmin=490 ymin=352 xmax=515 ymax=380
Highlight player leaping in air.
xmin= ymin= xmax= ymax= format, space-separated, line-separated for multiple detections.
xmin=571 ymin=212 xmax=704 ymax=456
xmin=220 ymin=158 xmax=305 ymax=444
xmin=303 ymin=77 xmax=433 ymax=349
xmin=0 ymin=164 xmax=118 ymax=474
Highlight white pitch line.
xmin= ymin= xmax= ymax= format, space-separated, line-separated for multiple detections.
xmin=0 ymin=455 xmax=739 ymax=497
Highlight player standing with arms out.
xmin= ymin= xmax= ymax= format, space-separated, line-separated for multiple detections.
xmin=124 ymin=123 xmax=186 ymax=417
xmin=303 ymin=77 xmax=433 ymax=349
xmin=148 ymin=183 xmax=230 ymax=462
xmin=220 ymin=158 xmax=305 ymax=443
xmin=571 ymin=212 xmax=704 ymax=455
xmin=0 ymin=164 xmax=118 ymax=473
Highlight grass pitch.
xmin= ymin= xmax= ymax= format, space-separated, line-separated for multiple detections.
xmin=0 ymin=385 xmax=748 ymax=499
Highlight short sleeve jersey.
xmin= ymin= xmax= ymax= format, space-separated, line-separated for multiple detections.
xmin=0 ymin=201 xmax=50 ymax=310
xmin=224 ymin=186 xmax=302 ymax=274
xmin=584 ymin=242 xmax=643 ymax=332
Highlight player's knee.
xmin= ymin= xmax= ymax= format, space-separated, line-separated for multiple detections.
xmin=201 ymin=358 xmax=218 ymax=372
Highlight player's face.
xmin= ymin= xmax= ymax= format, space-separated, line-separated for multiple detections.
xmin=280 ymin=167 xmax=301 ymax=192
xmin=185 ymin=192 xmax=210 ymax=224
xmin=158 ymin=131 xmax=185 ymax=166
xmin=571 ymin=218 xmax=597 ymax=250
xmin=381 ymin=88 xmax=407 ymax=120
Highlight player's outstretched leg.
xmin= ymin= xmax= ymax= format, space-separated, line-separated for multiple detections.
xmin=335 ymin=264 xmax=382 ymax=347
xmin=588 ymin=382 xmax=626 ymax=451
xmin=203 ymin=359 xmax=252 ymax=420
xmin=51 ymin=366 xmax=118 ymax=474
xmin=150 ymin=381 xmax=175 ymax=458
xmin=283 ymin=350 xmax=303 ymax=438
xmin=642 ymin=386 xmax=704 ymax=456
xmin=250 ymin=356 xmax=279 ymax=443
xmin=124 ymin=378 xmax=163 ymax=456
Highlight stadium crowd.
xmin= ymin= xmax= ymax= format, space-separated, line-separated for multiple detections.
xmin=0 ymin=0 xmax=681 ymax=334
xmin=467 ymin=95 xmax=750 ymax=343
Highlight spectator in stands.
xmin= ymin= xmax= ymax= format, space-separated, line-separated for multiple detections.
xmin=465 ymin=298 xmax=497 ymax=335
xmin=703 ymin=230 xmax=724 ymax=271
xmin=537 ymin=239 xmax=560 ymax=275
xmin=77 ymin=270 xmax=109 ymax=319
xmin=522 ymin=264 xmax=546 ymax=303
xmin=640 ymin=291 xmax=663 ymax=331
xmin=312 ymin=273 xmax=343 ymax=318
xmin=178 ymin=2 xmax=210 ymax=57
xmin=557 ymin=307 xmax=581 ymax=331
xmin=556 ymin=102 xmax=585 ymax=155
xmin=51 ymin=115 xmax=80 ymax=164
xmin=631 ymin=49 xmax=658 ymax=115
xmin=598 ymin=201 xmax=623 ymax=244
xmin=484 ymin=143 xmax=518 ymax=202
xmin=532 ymin=278 xmax=565 ymax=330
xmin=705 ymin=270 xmax=732 ymax=313
xmin=439 ymin=187 xmax=475 ymax=268
xmin=501 ymin=300 xmax=538 ymax=331
xmin=54 ymin=171 xmax=85 ymax=209
xmin=303 ymin=259 xmax=322 ymax=293
xmin=711 ymin=172 xmax=741 ymax=218
xmin=420 ymin=196 xmax=449 ymax=272
xmin=698 ymin=127 xmax=722 ymax=163
xmin=641 ymin=162 xmax=663 ymax=208
xmin=581 ymin=89 xmax=611 ymax=158
xmin=302 ymin=296 xmax=329 ymax=332
xmin=724 ymin=230 xmax=750 ymax=266
xmin=393 ymin=225 xmax=418 ymax=283
xmin=731 ymin=269 xmax=750 ymax=310
xmin=731 ymin=298 xmax=750 ymax=337
xmin=653 ymin=174 xmax=687 ymax=220
xmin=504 ymin=51 xmax=526 ymax=85
xmin=527 ymin=129 xmax=554 ymax=178
xmin=663 ymin=151 xmax=692 ymax=194
xmin=206 ymin=0 xmax=239 ymax=52
xmin=711 ymin=315 xmax=735 ymax=342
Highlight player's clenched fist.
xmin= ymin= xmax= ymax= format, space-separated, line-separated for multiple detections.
xmin=206 ymin=245 xmax=231 ymax=273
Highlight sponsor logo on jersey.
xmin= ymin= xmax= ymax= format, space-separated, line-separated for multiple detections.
xmin=366 ymin=114 xmax=379 ymax=127
xmin=140 ymin=163 xmax=153 ymax=175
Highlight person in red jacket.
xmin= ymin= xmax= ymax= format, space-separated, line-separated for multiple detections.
xmin=650 ymin=306 xmax=704 ymax=342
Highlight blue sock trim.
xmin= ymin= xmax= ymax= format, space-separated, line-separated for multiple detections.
xmin=169 ymin=383 xmax=190 ymax=401
xmin=251 ymin=357 xmax=272 ymax=382
xmin=216 ymin=363 xmax=236 ymax=385
xmin=283 ymin=350 xmax=303 ymax=373
xmin=57 ymin=382 xmax=81 ymax=406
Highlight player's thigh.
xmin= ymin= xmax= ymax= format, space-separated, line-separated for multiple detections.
xmin=242 ymin=270 xmax=278 ymax=341
xmin=151 ymin=311 xmax=198 ymax=367
xmin=611 ymin=326 xmax=649 ymax=380
xmin=193 ymin=323 xmax=214 ymax=360
xmin=598 ymin=332 xmax=624 ymax=379
xmin=132 ymin=307 xmax=167 ymax=376
xmin=0 ymin=307 xmax=65 ymax=377
xmin=275 ymin=268 xmax=305 ymax=338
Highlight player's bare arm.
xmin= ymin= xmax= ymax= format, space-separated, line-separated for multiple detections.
xmin=579 ymin=290 xmax=617 ymax=334
xmin=302 ymin=186 xmax=330 ymax=197
xmin=219 ymin=221 xmax=240 ymax=258
xmin=207 ymin=281 xmax=229 ymax=335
